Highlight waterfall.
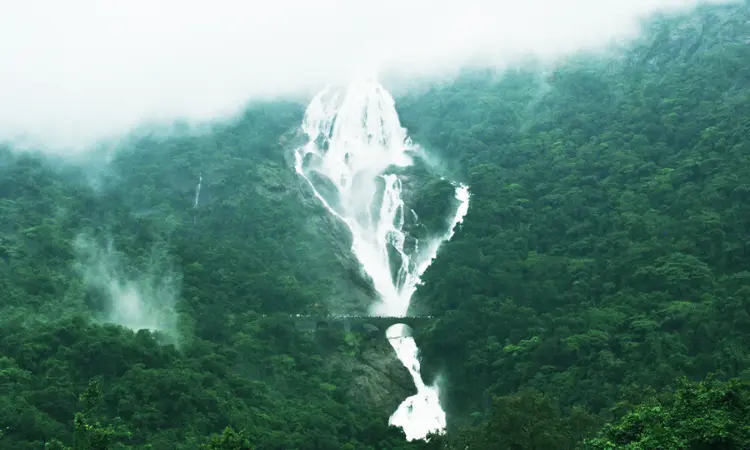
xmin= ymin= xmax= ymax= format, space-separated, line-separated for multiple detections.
xmin=294 ymin=79 xmax=469 ymax=441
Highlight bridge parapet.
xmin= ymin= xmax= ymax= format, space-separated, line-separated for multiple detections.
xmin=291 ymin=315 xmax=437 ymax=334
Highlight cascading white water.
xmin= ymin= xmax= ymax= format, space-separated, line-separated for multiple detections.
xmin=294 ymin=79 xmax=470 ymax=441
xmin=193 ymin=172 xmax=202 ymax=224
xmin=194 ymin=172 xmax=202 ymax=208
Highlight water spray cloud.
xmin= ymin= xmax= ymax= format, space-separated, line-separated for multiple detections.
xmin=73 ymin=234 xmax=179 ymax=334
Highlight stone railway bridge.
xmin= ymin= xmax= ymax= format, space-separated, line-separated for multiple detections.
xmin=264 ymin=314 xmax=438 ymax=334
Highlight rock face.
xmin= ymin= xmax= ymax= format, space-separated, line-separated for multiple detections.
xmin=336 ymin=341 xmax=416 ymax=416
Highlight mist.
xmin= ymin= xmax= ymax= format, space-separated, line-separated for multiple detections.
xmin=73 ymin=234 xmax=180 ymax=336
xmin=0 ymin=0 xmax=739 ymax=151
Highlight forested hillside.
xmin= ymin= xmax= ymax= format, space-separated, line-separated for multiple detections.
xmin=398 ymin=1 xmax=750 ymax=448
xmin=0 ymin=104 xmax=424 ymax=449
xmin=2 ymin=1 xmax=750 ymax=449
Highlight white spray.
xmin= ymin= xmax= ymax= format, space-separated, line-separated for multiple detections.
xmin=294 ymin=79 xmax=469 ymax=441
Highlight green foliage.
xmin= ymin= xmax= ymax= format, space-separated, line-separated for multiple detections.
xmin=398 ymin=1 xmax=750 ymax=426
xmin=584 ymin=377 xmax=750 ymax=449
xmin=202 ymin=427 xmax=254 ymax=450
xmin=1 ymin=2 xmax=750 ymax=449
xmin=442 ymin=389 xmax=598 ymax=450
xmin=0 ymin=103 xmax=421 ymax=448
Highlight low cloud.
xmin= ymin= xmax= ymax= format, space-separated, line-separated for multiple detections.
xmin=0 ymin=0 xmax=738 ymax=150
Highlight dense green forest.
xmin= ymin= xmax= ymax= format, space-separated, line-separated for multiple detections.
xmin=2 ymin=2 xmax=750 ymax=449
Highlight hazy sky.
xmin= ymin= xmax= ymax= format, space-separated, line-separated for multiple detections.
xmin=0 ymin=0 xmax=736 ymax=150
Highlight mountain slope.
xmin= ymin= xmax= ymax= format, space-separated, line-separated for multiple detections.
xmin=0 ymin=103 xmax=423 ymax=449
xmin=397 ymin=0 xmax=750 ymax=431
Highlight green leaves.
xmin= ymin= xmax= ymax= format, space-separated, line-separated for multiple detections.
xmin=585 ymin=378 xmax=750 ymax=449
xmin=397 ymin=1 xmax=750 ymax=443
xmin=202 ymin=427 xmax=254 ymax=450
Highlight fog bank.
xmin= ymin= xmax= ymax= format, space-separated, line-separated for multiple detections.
xmin=0 ymin=0 xmax=737 ymax=150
